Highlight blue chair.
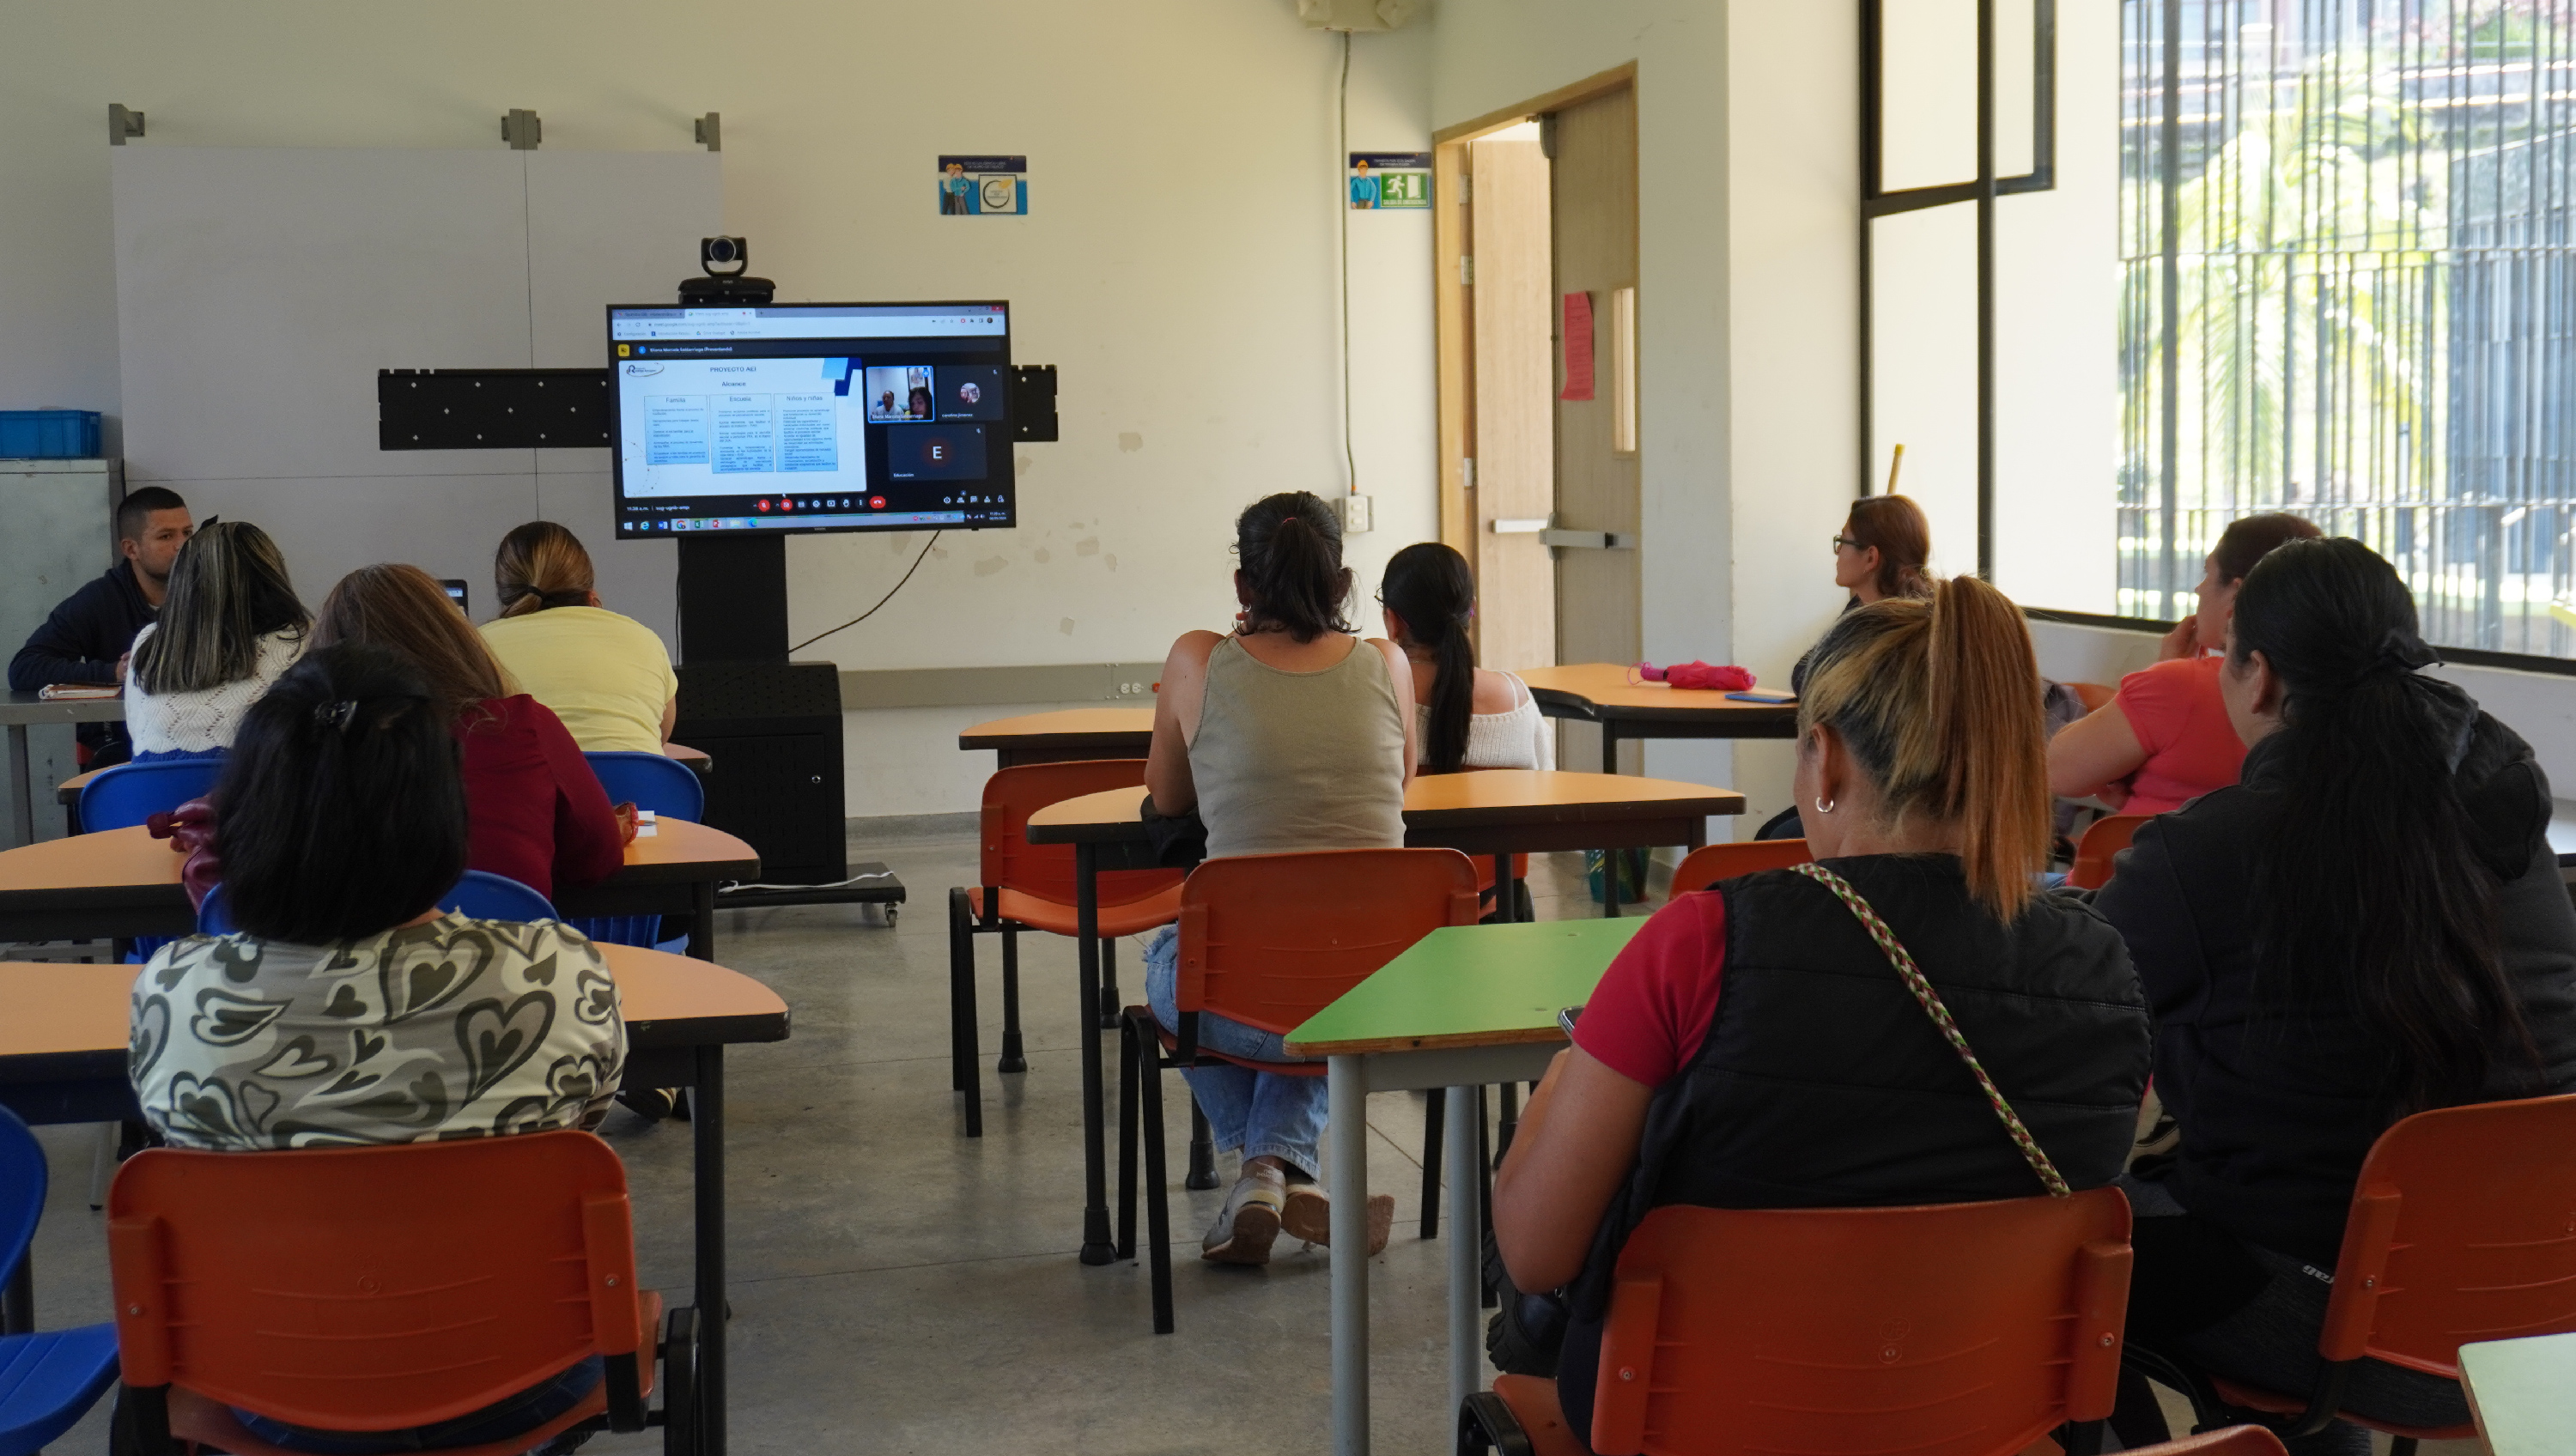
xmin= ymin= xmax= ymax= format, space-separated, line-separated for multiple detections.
xmin=198 ymin=871 xmax=558 ymax=936
xmin=0 ymin=1107 xmax=119 ymax=1455
xmin=577 ymin=752 xmax=703 ymax=950
xmin=75 ymin=758 xmax=223 ymax=834
xmin=82 ymin=760 xmax=225 ymax=964
xmin=583 ymin=751 xmax=705 ymax=822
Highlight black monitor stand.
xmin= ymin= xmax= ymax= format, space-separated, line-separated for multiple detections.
xmin=671 ymin=535 xmax=903 ymax=922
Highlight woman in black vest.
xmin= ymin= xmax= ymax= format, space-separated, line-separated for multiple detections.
xmin=2099 ymin=538 xmax=2576 ymax=1454
xmin=1493 ymin=574 xmax=2152 ymax=1446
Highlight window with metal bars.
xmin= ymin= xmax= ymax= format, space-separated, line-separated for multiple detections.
xmin=2123 ymin=0 xmax=2576 ymax=658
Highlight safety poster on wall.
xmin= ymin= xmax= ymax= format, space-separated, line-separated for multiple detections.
xmin=1347 ymin=152 xmax=1431 ymax=209
xmin=938 ymin=155 xmax=1028 ymax=215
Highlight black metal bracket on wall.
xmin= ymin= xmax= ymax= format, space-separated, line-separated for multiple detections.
xmin=379 ymin=365 xmax=1062 ymax=450
xmin=1858 ymin=0 xmax=2056 ymax=579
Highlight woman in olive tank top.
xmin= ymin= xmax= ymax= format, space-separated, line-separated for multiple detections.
xmin=1142 ymin=491 xmax=1417 ymax=1265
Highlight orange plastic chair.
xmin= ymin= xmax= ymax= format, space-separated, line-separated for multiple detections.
xmin=1459 ymin=1189 xmax=2134 ymax=1456
xmin=1115 ymin=846 xmax=1481 ymax=1332
xmin=2068 ymin=814 xmax=2151 ymax=891
xmin=950 ymin=758 xmax=1184 ymax=1137
xmin=2137 ymin=1093 xmax=2576 ymax=1456
xmin=104 ymin=1131 xmax=698 ymax=1456
xmin=1668 ymin=838 xmax=1814 ymax=898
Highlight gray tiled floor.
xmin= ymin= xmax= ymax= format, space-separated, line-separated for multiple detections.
xmin=14 ymin=826 xmax=2467 ymax=1454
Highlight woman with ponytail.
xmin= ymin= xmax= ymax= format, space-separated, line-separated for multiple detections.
xmin=2099 ymin=538 xmax=2576 ymax=1453
xmin=1379 ymin=542 xmax=1552 ymax=774
xmin=1143 ymin=491 xmax=1417 ymax=1265
xmin=131 ymin=644 xmax=624 ymax=1450
xmin=1492 ymin=576 xmax=2148 ymax=1441
xmin=479 ymin=520 xmax=679 ymax=755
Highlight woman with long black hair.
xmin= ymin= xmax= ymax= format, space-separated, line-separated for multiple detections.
xmin=1378 ymin=542 xmax=1551 ymax=774
xmin=2099 ymin=537 xmax=2576 ymax=1453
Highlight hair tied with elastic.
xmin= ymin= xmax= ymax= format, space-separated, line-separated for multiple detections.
xmin=2375 ymin=630 xmax=2439 ymax=677
xmin=313 ymin=700 xmax=360 ymax=734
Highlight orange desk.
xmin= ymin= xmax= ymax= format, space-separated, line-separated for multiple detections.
xmin=0 ymin=819 xmax=760 ymax=959
xmin=957 ymin=707 xmax=1154 ymax=767
xmin=1018 ymin=769 xmax=1745 ymax=1266
xmin=0 ymin=944 xmax=785 ymax=1453
xmin=1514 ymin=662 xmax=1799 ymax=776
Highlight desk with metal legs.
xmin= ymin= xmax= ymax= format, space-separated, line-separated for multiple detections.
xmin=957 ymin=708 xmax=1155 ymax=768
xmin=1513 ymin=664 xmax=1795 ymax=915
xmin=0 ymin=693 xmax=126 ymax=850
xmin=1020 ymin=772 xmax=1740 ymax=1269
xmin=1285 ymin=917 xmax=1647 ymax=1456
xmin=0 ymin=944 xmax=787 ymax=1456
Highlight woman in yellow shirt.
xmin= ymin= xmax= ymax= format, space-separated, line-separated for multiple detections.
xmin=477 ymin=521 xmax=678 ymax=754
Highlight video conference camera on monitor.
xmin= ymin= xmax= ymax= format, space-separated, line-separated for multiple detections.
xmin=678 ymin=235 xmax=775 ymax=306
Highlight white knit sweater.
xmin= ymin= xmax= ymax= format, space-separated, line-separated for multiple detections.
xmin=125 ymin=626 xmax=308 ymax=755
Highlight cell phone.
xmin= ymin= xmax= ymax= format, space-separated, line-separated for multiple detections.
xmin=1726 ymin=688 xmax=1797 ymax=704
xmin=1557 ymin=1004 xmax=1584 ymax=1039
xmin=439 ymin=579 xmax=470 ymax=615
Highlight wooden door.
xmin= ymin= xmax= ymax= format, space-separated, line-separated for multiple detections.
xmin=1467 ymin=134 xmax=1556 ymax=676
xmin=1550 ymin=85 xmax=1641 ymax=771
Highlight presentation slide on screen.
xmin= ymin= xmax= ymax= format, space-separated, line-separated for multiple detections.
xmin=617 ymin=357 xmax=866 ymax=496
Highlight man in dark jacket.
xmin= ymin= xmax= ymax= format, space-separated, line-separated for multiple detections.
xmin=7 ymin=486 xmax=192 ymax=766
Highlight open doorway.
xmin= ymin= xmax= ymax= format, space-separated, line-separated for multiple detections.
xmin=1434 ymin=65 xmax=1640 ymax=765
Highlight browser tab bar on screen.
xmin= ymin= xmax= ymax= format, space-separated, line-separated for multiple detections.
xmin=609 ymin=304 xmax=1007 ymax=343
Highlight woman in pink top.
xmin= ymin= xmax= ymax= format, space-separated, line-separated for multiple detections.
xmin=2050 ymin=513 xmax=2320 ymax=814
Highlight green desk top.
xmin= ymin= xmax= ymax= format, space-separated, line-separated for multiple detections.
xmin=1285 ymin=916 xmax=1648 ymax=1058
xmin=2464 ymin=1330 xmax=2576 ymax=1454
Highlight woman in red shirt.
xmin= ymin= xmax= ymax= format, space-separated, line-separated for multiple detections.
xmin=310 ymin=563 xmax=628 ymax=898
xmin=2050 ymin=513 xmax=2320 ymax=815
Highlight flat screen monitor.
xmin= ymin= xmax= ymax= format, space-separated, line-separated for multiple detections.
xmin=606 ymin=301 xmax=1014 ymax=539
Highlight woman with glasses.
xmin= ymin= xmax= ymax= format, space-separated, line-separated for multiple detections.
xmin=1795 ymin=495 xmax=1933 ymax=695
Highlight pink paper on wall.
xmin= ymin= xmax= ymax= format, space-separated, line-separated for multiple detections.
xmin=1560 ymin=291 xmax=1596 ymax=401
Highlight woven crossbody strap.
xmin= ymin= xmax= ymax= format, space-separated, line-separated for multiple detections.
xmin=1790 ymin=862 xmax=2070 ymax=1198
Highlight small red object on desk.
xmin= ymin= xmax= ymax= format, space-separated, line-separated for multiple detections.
xmin=1632 ymin=661 xmax=1755 ymax=693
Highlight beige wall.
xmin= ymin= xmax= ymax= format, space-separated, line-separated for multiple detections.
xmin=1432 ymin=0 xmax=1860 ymax=832
xmin=0 ymin=0 xmax=1438 ymax=816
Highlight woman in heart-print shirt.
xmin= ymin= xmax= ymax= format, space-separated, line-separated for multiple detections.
xmin=130 ymin=640 xmax=625 ymax=1152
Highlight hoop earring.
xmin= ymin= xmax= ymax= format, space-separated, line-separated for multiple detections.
xmin=1813 ymin=797 xmax=1835 ymax=814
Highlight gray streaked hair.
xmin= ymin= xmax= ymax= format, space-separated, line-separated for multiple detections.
xmin=130 ymin=521 xmax=310 ymax=695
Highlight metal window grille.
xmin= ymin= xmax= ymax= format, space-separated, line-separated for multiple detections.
xmin=2123 ymin=0 xmax=2576 ymax=656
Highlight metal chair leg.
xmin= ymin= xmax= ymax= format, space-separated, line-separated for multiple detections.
xmin=1139 ymin=1026 xmax=1175 ymax=1334
xmin=1420 ymin=1089 xmax=1446 ymax=1240
xmin=947 ymin=888 xmax=982 ymax=1138
xmin=998 ymin=929 xmax=1027 ymax=1074
xmin=1498 ymin=1081 xmax=1521 ymax=1158
xmin=1479 ymin=1091 xmax=1498 ymax=1309
xmin=1098 ymin=936 xmax=1121 ymax=1029
xmin=1185 ymin=1094 xmax=1218 ymax=1190
xmin=1117 ymin=1015 xmax=1140 ymax=1261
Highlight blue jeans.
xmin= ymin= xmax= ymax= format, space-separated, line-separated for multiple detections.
xmin=232 ymin=1356 xmax=604 ymax=1453
xmin=1144 ymin=925 xmax=1327 ymax=1180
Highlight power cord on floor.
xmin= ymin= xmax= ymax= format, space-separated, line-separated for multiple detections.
xmin=787 ymin=531 xmax=943 ymax=654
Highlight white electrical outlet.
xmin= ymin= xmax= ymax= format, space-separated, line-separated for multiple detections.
xmin=1337 ymin=494 xmax=1373 ymax=533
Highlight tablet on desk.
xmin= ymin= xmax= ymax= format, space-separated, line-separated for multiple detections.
xmin=1726 ymin=689 xmax=1796 ymax=704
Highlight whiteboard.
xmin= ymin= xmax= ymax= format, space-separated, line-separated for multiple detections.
xmin=111 ymin=147 xmax=721 ymax=650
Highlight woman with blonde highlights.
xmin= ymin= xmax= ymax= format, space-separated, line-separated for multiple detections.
xmin=1489 ymin=575 xmax=2148 ymax=1439
xmin=479 ymin=521 xmax=678 ymax=755
xmin=124 ymin=520 xmax=309 ymax=761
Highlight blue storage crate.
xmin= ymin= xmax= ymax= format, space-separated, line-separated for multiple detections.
xmin=0 ymin=410 xmax=102 ymax=459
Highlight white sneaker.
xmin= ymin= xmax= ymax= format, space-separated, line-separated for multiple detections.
xmin=1200 ymin=1166 xmax=1285 ymax=1265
